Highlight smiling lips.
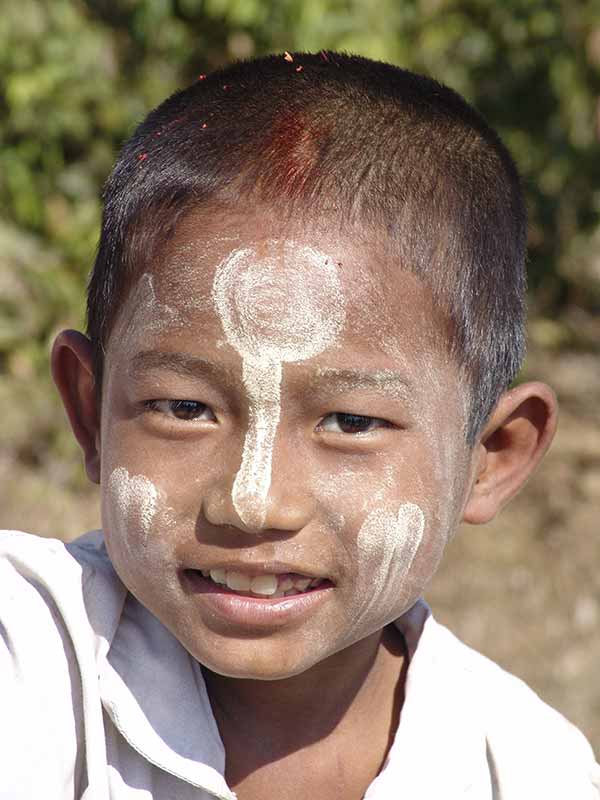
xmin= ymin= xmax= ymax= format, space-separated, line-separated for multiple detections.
xmin=199 ymin=568 xmax=329 ymax=598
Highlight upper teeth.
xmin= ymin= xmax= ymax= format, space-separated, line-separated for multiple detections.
xmin=203 ymin=569 xmax=322 ymax=597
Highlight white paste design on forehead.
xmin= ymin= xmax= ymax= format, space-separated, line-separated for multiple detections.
xmin=108 ymin=467 xmax=159 ymax=545
xmin=351 ymin=502 xmax=425 ymax=634
xmin=212 ymin=243 xmax=345 ymax=529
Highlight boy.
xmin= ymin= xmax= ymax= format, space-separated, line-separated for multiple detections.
xmin=1 ymin=51 xmax=598 ymax=799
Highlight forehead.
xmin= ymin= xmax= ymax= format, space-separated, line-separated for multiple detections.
xmin=123 ymin=207 xmax=450 ymax=361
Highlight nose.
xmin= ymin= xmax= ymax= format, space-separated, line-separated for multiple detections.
xmin=203 ymin=434 xmax=315 ymax=534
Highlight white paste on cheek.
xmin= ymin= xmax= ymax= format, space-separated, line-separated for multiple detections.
xmin=212 ymin=244 xmax=345 ymax=529
xmin=350 ymin=502 xmax=425 ymax=635
xmin=108 ymin=467 xmax=159 ymax=546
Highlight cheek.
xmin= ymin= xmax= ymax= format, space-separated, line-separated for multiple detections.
xmin=423 ymin=421 xmax=470 ymax=542
xmin=348 ymin=502 xmax=427 ymax=633
xmin=315 ymin=457 xmax=447 ymax=641
xmin=103 ymin=467 xmax=176 ymax=582
xmin=107 ymin=467 xmax=159 ymax=545
xmin=358 ymin=503 xmax=425 ymax=577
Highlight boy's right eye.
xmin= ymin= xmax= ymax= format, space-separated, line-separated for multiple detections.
xmin=143 ymin=399 xmax=217 ymax=422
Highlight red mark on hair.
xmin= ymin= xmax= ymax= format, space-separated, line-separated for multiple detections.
xmin=320 ymin=50 xmax=329 ymax=62
xmin=295 ymin=65 xmax=303 ymax=72
xmin=222 ymin=84 xmax=230 ymax=91
xmin=264 ymin=110 xmax=327 ymax=199
xmin=138 ymin=153 xmax=148 ymax=162
xmin=201 ymin=123 xmax=208 ymax=129
xmin=154 ymin=131 xmax=162 ymax=137
xmin=284 ymin=51 xmax=293 ymax=62
xmin=198 ymin=73 xmax=207 ymax=80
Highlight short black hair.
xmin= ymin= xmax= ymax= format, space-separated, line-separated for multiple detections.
xmin=88 ymin=51 xmax=527 ymax=443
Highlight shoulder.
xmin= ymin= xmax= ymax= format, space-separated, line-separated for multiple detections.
xmin=0 ymin=531 xmax=126 ymax=798
xmin=0 ymin=528 xmax=97 ymax=674
xmin=1 ymin=528 xmax=117 ymax=594
xmin=0 ymin=531 xmax=94 ymax=796
xmin=1 ymin=527 xmax=103 ymax=575
xmin=0 ymin=528 xmax=124 ymax=662
xmin=0 ymin=529 xmax=84 ymax=613
xmin=431 ymin=617 xmax=600 ymax=798
xmin=0 ymin=528 xmax=126 ymax=644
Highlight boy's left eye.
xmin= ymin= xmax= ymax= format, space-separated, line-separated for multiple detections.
xmin=144 ymin=399 xmax=216 ymax=422
xmin=317 ymin=412 xmax=390 ymax=435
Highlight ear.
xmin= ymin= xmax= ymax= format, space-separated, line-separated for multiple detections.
xmin=51 ymin=330 xmax=101 ymax=484
xmin=462 ymin=382 xmax=558 ymax=524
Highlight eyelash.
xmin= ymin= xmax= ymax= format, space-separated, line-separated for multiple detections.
xmin=143 ymin=400 xmax=391 ymax=435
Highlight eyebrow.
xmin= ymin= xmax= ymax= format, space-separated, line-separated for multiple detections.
xmin=129 ymin=352 xmax=413 ymax=401
xmin=129 ymin=350 xmax=237 ymax=389
xmin=312 ymin=367 xmax=413 ymax=399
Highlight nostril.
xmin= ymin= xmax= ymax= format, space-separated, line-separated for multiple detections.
xmin=201 ymin=468 xmax=313 ymax=535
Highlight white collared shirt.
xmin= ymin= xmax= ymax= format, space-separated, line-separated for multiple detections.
xmin=1 ymin=529 xmax=599 ymax=799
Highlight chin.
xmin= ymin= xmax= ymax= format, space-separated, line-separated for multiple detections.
xmin=194 ymin=643 xmax=321 ymax=681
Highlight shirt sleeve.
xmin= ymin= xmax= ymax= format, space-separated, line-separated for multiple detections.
xmin=0 ymin=533 xmax=85 ymax=799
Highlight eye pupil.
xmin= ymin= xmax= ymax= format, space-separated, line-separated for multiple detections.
xmin=336 ymin=413 xmax=373 ymax=433
xmin=172 ymin=400 xmax=204 ymax=420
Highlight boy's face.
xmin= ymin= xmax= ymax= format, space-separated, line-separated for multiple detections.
xmin=98 ymin=208 xmax=473 ymax=679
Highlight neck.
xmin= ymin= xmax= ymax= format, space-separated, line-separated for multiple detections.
xmin=203 ymin=624 xmax=407 ymax=779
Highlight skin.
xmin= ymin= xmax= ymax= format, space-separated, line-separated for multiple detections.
xmin=52 ymin=206 xmax=558 ymax=800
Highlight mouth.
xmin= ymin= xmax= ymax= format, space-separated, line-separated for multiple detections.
xmin=184 ymin=568 xmax=332 ymax=599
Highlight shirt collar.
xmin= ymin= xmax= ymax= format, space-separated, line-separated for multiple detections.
xmin=72 ymin=532 xmax=235 ymax=800
xmin=101 ymin=593 xmax=234 ymax=799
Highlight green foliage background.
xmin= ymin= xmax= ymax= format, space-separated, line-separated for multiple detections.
xmin=1 ymin=0 xmax=599 ymax=490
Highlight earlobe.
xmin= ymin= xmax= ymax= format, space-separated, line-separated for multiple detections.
xmin=51 ymin=330 xmax=102 ymax=484
xmin=462 ymin=382 xmax=558 ymax=525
